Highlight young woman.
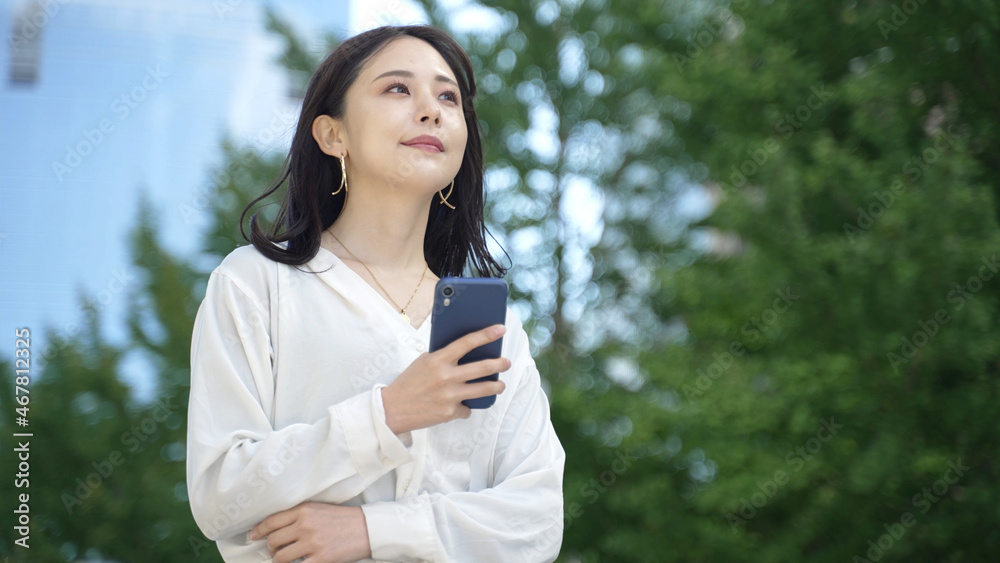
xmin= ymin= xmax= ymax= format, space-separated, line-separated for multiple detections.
xmin=185 ymin=25 xmax=565 ymax=562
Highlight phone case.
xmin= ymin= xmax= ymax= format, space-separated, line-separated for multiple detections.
xmin=428 ymin=277 xmax=508 ymax=408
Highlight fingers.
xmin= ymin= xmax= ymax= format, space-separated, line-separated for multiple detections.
xmin=273 ymin=539 xmax=310 ymax=563
xmin=454 ymin=356 xmax=510 ymax=382
xmin=458 ymin=378 xmax=506 ymax=403
xmin=481 ymin=356 xmax=512 ymax=376
xmin=450 ymin=356 xmax=509 ymax=407
xmin=249 ymin=507 xmax=297 ymax=541
xmin=441 ymin=324 xmax=505 ymax=363
xmin=264 ymin=526 xmax=298 ymax=557
xmin=388 ymin=324 xmax=510 ymax=431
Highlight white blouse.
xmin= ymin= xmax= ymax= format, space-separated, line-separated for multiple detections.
xmin=185 ymin=243 xmax=565 ymax=562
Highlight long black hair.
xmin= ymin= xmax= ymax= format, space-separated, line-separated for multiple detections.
xmin=239 ymin=25 xmax=507 ymax=278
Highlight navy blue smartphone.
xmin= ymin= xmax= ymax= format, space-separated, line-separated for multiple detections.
xmin=428 ymin=277 xmax=508 ymax=409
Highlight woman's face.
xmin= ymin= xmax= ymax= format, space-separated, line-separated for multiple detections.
xmin=330 ymin=36 xmax=468 ymax=198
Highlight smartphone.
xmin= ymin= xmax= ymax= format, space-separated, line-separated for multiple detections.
xmin=428 ymin=277 xmax=508 ymax=408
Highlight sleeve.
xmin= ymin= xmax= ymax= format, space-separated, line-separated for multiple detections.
xmin=360 ymin=339 xmax=566 ymax=562
xmin=185 ymin=270 xmax=414 ymax=541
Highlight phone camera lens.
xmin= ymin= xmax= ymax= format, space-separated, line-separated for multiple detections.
xmin=442 ymin=286 xmax=454 ymax=297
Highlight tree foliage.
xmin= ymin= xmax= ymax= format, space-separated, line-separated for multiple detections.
xmin=467 ymin=0 xmax=1000 ymax=561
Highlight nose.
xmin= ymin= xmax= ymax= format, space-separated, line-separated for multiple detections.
xmin=417 ymin=91 xmax=441 ymax=125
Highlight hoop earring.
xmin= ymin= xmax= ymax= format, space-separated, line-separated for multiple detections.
xmin=332 ymin=153 xmax=348 ymax=195
xmin=438 ymin=179 xmax=456 ymax=209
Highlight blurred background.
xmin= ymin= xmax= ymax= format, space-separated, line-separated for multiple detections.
xmin=1 ymin=0 xmax=998 ymax=561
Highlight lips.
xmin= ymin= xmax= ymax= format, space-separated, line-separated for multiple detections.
xmin=402 ymin=135 xmax=444 ymax=152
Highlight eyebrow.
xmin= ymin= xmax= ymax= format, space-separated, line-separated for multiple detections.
xmin=372 ymin=69 xmax=459 ymax=88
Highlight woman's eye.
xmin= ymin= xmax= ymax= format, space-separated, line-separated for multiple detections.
xmin=386 ymin=82 xmax=458 ymax=103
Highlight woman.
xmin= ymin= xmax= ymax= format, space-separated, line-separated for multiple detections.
xmin=186 ymin=24 xmax=565 ymax=562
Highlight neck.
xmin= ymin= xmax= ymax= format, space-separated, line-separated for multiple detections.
xmin=326 ymin=182 xmax=432 ymax=274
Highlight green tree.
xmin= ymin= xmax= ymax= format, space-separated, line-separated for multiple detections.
xmin=513 ymin=0 xmax=1000 ymax=560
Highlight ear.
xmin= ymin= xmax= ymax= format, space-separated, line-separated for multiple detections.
xmin=312 ymin=114 xmax=348 ymax=157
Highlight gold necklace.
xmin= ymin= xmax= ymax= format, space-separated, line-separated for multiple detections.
xmin=329 ymin=230 xmax=428 ymax=323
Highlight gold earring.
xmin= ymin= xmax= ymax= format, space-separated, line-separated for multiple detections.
xmin=438 ymin=179 xmax=456 ymax=209
xmin=332 ymin=153 xmax=348 ymax=195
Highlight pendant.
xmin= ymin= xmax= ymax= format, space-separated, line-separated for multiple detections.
xmin=400 ymin=311 xmax=410 ymax=323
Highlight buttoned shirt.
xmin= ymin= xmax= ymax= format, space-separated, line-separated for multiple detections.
xmin=185 ymin=243 xmax=565 ymax=562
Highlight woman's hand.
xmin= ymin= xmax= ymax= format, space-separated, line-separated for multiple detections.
xmin=249 ymin=502 xmax=371 ymax=563
xmin=381 ymin=324 xmax=510 ymax=434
